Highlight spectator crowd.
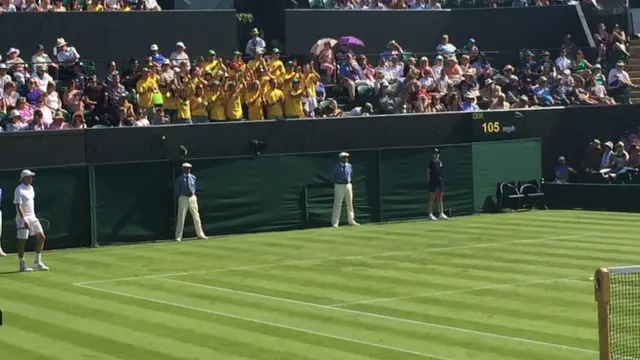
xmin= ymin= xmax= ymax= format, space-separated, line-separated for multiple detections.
xmin=0 ymin=0 xmax=161 ymax=12
xmin=554 ymin=132 xmax=640 ymax=185
xmin=0 ymin=23 xmax=636 ymax=132
xmin=323 ymin=0 xmax=583 ymax=9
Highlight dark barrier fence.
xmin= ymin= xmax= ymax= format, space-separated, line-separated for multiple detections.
xmin=542 ymin=182 xmax=640 ymax=212
xmin=3 ymin=105 xmax=639 ymax=178
xmin=284 ymin=6 xmax=590 ymax=55
xmin=0 ymin=11 xmax=238 ymax=62
xmin=0 ymin=139 xmax=541 ymax=252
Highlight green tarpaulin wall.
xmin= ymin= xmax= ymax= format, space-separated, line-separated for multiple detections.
xmin=471 ymin=139 xmax=542 ymax=212
xmin=0 ymin=139 xmax=541 ymax=250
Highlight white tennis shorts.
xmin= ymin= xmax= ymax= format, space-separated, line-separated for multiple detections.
xmin=16 ymin=217 xmax=43 ymax=239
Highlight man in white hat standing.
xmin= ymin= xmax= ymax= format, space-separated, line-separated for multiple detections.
xmin=170 ymin=42 xmax=190 ymax=70
xmin=174 ymin=163 xmax=206 ymax=241
xmin=14 ymin=170 xmax=48 ymax=272
xmin=331 ymin=152 xmax=359 ymax=228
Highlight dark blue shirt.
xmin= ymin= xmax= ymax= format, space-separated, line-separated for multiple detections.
xmin=554 ymin=165 xmax=570 ymax=182
xmin=175 ymin=173 xmax=196 ymax=197
xmin=333 ymin=162 xmax=352 ymax=184
xmin=20 ymin=88 xmax=41 ymax=106
xmin=429 ymin=159 xmax=443 ymax=183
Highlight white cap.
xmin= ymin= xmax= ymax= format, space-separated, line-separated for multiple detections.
xmin=182 ymin=162 xmax=192 ymax=168
xmin=604 ymin=141 xmax=614 ymax=149
xmin=0 ymin=63 xmax=7 ymax=69
xmin=162 ymin=59 xmax=170 ymax=65
xmin=10 ymin=109 xmax=20 ymax=118
xmin=176 ymin=42 xmax=186 ymax=49
xmin=20 ymin=169 xmax=35 ymax=180
xmin=338 ymin=152 xmax=349 ymax=158
xmin=150 ymin=44 xmax=159 ymax=51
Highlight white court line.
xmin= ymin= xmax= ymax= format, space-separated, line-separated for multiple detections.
xmin=329 ymin=277 xmax=581 ymax=307
xmin=73 ymin=233 xmax=586 ymax=286
xmin=75 ymin=283 xmax=456 ymax=360
xmin=155 ymin=277 xmax=596 ymax=355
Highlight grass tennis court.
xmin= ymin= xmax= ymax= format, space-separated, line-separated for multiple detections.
xmin=0 ymin=210 xmax=634 ymax=360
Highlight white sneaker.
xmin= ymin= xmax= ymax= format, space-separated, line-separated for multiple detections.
xmin=33 ymin=262 xmax=49 ymax=271
xmin=19 ymin=265 xmax=33 ymax=272
xmin=428 ymin=214 xmax=437 ymax=221
xmin=349 ymin=222 xmax=360 ymax=226
xmin=331 ymin=224 xmax=339 ymax=228
xmin=0 ymin=251 xmax=6 ymax=257
xmin=438 ymin=213 xmax=449 ymax=220
xmin=175 ymin=238 xmax=182 ymax=242
xmin=197 ymin=235 xmax=208 ymax=240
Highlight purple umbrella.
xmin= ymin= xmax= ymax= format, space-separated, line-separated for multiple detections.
xmin=339 ymin=36 xmax=365 ymax=47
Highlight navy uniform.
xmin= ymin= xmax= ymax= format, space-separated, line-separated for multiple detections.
xmin=174 ymin=163 xmax=207 ymax=241
xmin=331 ymin=152 xmax=359 ymax=227
xmin=428 ymin=148 xmax=449 ymax=220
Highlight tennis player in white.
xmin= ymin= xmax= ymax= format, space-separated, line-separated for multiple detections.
xmin=14 ymin=170 xmax=48 ymax=272
xmin=0 ymin=188 xmax=6 ymax=257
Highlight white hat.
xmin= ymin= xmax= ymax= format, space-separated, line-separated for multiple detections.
xmin=10 ymin=109 xmax=20 ymax=118
xmin=162 ymin=59 xmax=170 ymax=65
xmin=176 ymin=42 xmax=186 ymax=49
xmin=56 ymin=38 xmax=67 ymax=47
xmin=604 ymin=141 xmax=614 ymax=149
xmin=380 ymin=80 xmax=389 ymax=87
xmin=20 ymin=169 xmax=35 ymax=180
xmin=0 ymin=63 xmax=7 ymax=69
xmin=150 ymin=44 xmax=159 ymax=51
xmin=558 ymin=156 xmax=566 ymax=161
xmin=338 ymin=152 xmax=349 ymax=158
xmin=182 ymin=162 xmax=192 ymax=168
xmin=563 ymin=69 xmax=571 ymax=75
xmin=6 ymin=47 xmax=19 ymax=56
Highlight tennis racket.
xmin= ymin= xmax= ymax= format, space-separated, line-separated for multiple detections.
xmin=38 ymin=218 xmax=51 ymax=231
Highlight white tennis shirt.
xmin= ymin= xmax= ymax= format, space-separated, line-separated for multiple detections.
xmin=14 ymin=184 xmax=35 ymax=219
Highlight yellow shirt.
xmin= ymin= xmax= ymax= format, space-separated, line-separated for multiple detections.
xmin=136 ymin=77 xmax=157 ymax=109
xmin=190 ymin=96 xmax=208 ymax=117
xmin=269 ymin=60 xmax=285 ymax=79
xmin=245 ymin=90 xmax=264 ymax=121
xmin=177 ymin=99 xmax=191 ymax=120
xmin=163 ymin=93 xmax=177 ymax=110
xmin=284 ymin=89 xmax=304 ymax=118
xmin=225 ymin=89 xmax=244 ymax=120
xmin=247 ymin=59 xmax=263 ymax=72
xmin=87 ymin=3 xmax=103 ymax=11
xmin=264 ymin=88 xmax=284 ymax=119
xmin=206 ymin=90 xmax=226 ymax=121
xmin=305 ymin=74 xmax=318 ymax=98
xmin=204 ymin=59 xmax=220 ymax=74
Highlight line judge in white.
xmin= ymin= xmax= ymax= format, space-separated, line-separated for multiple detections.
xmin=331 ymin=152 xmax=359 ymax=228
xmin=14 ymin=170 xmax=48 ymax=272
xmin=174 ymin=163 xmax=207 ymax=242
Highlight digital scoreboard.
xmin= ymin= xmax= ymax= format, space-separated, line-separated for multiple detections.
xmin=471 ymin=111 xmax=526 ymax=142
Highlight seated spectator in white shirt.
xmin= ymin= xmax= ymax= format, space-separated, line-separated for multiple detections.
xmin=432 ymin=55 xmax=444 ymax=78
xmin=134 ymin=108 xmax=151 ymax=127
xmin=245 ymin=28 xmax=266 ymax=56
xmin=23 ymin=0 xmax=39 ymax=11
xmin=52 ymin=0 xmax=66 ymax=11
xmin=436 ymin=35 xmax=457 ymax=56
xmin=434 ymin=70 xmax=451 ymax=95
xmin=347 ymin=102 xmax=374 ymax=117
xmin=170 ymin=42 xmax=190 ymax=70
xmin=608 ymin=61 xmax=639 ymax=104
xmin=143 ymin=0 xmax=161 ymax=10
xmin=31 ymin=44 xmax=57 ymax=71
xmin=31 ymin=66 xmax=54 ymax=92
xmin=554 ymin=49 xmax=572 ymax=73
xmin=104 ymin=0 xmax=120 ymax=11
xmin=45 ymin=82 xmax=61 ymax=114
xmin=0 ymin=64 xmax=11 ymax=91
xmin=381 ymin=40 xmax=404 ymax=62
xmin=1 ymin=1 xmax=17 ymax=11
xmin=388 ymin=57 xmax=404 ymax=80
xmin=56 ymin=38 xmax=80 ymax=68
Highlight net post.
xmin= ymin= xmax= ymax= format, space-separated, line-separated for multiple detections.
xmin=594 ymin=267 xmax=612 ymax=360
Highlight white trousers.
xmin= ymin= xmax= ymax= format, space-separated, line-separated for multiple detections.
xmin=175 ymin=195 xmax=205 ymax=240
xmin=331 ymin=183 xmax=356 ymax=226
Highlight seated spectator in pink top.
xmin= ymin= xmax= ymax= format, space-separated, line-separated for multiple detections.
xmin=15 ymin=97 xmax=34 ymax=122
xmin=30 ymin=110 xmax=48 ymax=131
xmin=444 ymin=57 xmax=462 ymax=83
xmin=318 ymin=42 xmax=336 ymax=78
xmin=356 ymin=55 xmax=376 ymax=84
xmin=48 ymin=111 xmax=69 ymax=130
xmin=34 ymin=95 xmax=53 ymax=125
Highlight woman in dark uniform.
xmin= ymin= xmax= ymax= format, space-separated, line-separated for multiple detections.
xmin=427 ymin=148 xmax=449 ymax=220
